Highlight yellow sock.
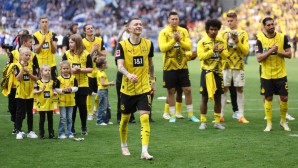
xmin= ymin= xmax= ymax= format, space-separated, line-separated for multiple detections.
xmin=264 ymin=100 xmax=272 ymax=126
xmin=93 ymin=95 xmax=99 ymax=113
xmin=164 ymin=103 xmax=169 ymax=114
xmin=119 ymin=113 xmax=131 ymax=143
xmin=214 ymin=113 xmax=221 ymax=123
xmin=140 ymin=114 xmax=150 ymax=146
xmin=176 ymin=102 xmax=182 ymax=114
xmin=87 ymin=95 xmax=93 ymax=115
xmin=280 ymin=101 xmax=288 ymax=122
xmin=200 ymin=114 xmax=207 ymax=123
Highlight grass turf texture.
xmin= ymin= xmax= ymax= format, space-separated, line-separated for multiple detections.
xmin=0 ymin=53 xmax=298 ymax=168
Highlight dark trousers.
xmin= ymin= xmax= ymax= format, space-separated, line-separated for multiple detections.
xmin=116 ymin=71 xmax=135 ymax=121
xmin=39 ymin=111 xmax=54 ymax=136
xmin=72 ymin=94 xmax=88 ymax=132
xmin=229 ymin=80 xmax=238 ymax=112
xmin=8 ymin=88 xmax=17 ymax=126
xmin=15 ymin=98 xmax=34 ymax=133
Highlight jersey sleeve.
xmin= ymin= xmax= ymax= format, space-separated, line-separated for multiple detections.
xmin=14 ymin=65 xmax=20 ymax=77
xmin=33 ymin=35 xmax=39 ymax=45
xmin=149 ymin=41 xmax=154 ymax=58
xmin=115 ymin=43 xmax=124 ymax=60
xmin=74 ymin=77 xmax=78 ymax=87
xmin=52 ymin=33 xmax=58 ymax=42
xmin=255 ymin=40 xmax=263 ymax=53
xmin=86 ymin=54 xmax=93 ymax=68
xmin=62 ymin=36 xmax=69 ymax=48
xmin=62 ymin=53 xmax=67 ymax=61
xmin=54 ymin=78 xmax=60 ymax=88
xmin=284 ymin=35 xmax=291 ymax=50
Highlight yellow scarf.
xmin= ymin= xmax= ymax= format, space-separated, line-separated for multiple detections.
xmin=205 ymin=72 xmax=217 ymax=100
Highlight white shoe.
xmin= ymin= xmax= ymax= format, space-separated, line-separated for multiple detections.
xmin=264 ymin=116 xmax=267 ymax=120
xmin=92 ymin=92 xmax=97 ymax=96
xmin=232 ymin=111 xmax=240 ymax=119
xmin=58 ymin=134 xmax=67 ymax=139
xmin=16 ymin=132 xmax=23 ymax=140
xmin=264 ymin=125 xmax=272 ymax=132
xmin=176 ymin=113 xmax=185 ymax=119
xmin=27 ymin=131 xmax=38 ymax=138
xmin=68 ymin=134 xmax=74 ymax=138
xmin=163 ymin=113 xmax=171 ymax=120
xmin=121 ymin=147 xmax=131 ymax=156
xmin=96 ymin=122 xmax=107 ymax=126
xmin=286 ymin=114 xmax=295 ymax=121
xmin=141 ymin=152 xmax=153 ymax=160
xmin=280 ymin=121 xmax=291 ymax=131
xmin=87 ymin=114 xmax=93 ymax=120
xmin=107 ymin=121 xmax=113 ymax=125
xmin=214 ymin=123 xmax=225 ymax=129
xmin=199 ymin=123 xmax=207 ymax=130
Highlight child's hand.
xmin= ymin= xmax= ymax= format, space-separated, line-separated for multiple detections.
xmin=42 ymin=85 xmax=46 ymax=91
xmin=109 ymin=81 xmax=115 ymax=86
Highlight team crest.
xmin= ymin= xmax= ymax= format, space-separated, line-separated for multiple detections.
xmin=121 ymin=104 xmax=125 ymax=111
xmin=261 ymin=87 xmax=265 ymax=94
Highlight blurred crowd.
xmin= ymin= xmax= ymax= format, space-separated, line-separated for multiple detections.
xmin=0 ymin=0 xmax=298 ymax=53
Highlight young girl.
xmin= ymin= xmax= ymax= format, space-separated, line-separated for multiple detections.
xmin=55 ymin=61 xmax=78 ymax=139
xmin=95 ymin=56 xmax=115 ymax=125
xmin=14 ymin=47 xmax=38 ymax=140
xmin=62 ymin=34 xmax=92 ymax=135
xmin=34 ymin=64 xmax=56 ymax=139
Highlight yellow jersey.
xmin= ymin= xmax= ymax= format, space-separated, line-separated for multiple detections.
xmin=35 ymin=80 xmax=54 ymax=111
xmin=116 ymin=38 xmax=154 ymax=96
xmin=158 ymin=25 xmax=192 ymax=70
xmin=14 ymin=62 xmax=36 ymax=99
xmin=97 ymin=70 xmax=108 ymax=90
xmin=55 ymin=75 xmax=78 ymax=106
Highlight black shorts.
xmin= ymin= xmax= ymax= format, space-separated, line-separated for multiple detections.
xmin=120 ymin=92 xmax=151 ymax=114
xmin=88 ymin=77 xmax=98 ymax=94
xmin=163 ymin=69 xmax=191 ymax=89
xmin=200 ymin=70 xmax=223 ymax=96
xmin=260 ymin=77 xmax=288 ymax=97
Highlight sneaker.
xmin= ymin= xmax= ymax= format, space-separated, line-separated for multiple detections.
xmin=96 ymin=122 xmax=107 ymax=126
xmin=286 ymin=114 xmax=295 ymax=121
xmin=163 ymin=113 xmax=171 ymax=120
xmin=264 ymin=125 xmax=272 ymax=132
xmin=68 ymin=134 xmax=74 ymax=138
xmin=238 ymin=117 xmax=250 ymax=124
xmin=49 ymin=134 xmax=56 ymax=139
xmin=141 ymin=152 xmax=153 ymax=160
xmin=188 ymin=115 xmax=200 ymax=122
xmin=232 ymin=111 xmax=240 ymax=119
xmin=16 ymin=132 xmax=23 ymax=140
xmin=54 ymin=108 xmax=60 ymax=115
xmin=121 ymin=147 xmax=131 ymax=156
xmin=12 ymin=128 xmax=17 ymax=134
xmin=226 ymin=99 xmax=231 ymax=104
xmin=264 ymin=116 xmax=267 ymax=120
xmin=220 ymin=118 xmax=225 ymax=122
xmin=93 ymin=110 xmax=98 ymax=116
xmin=280 ymin=121 xmax=291 ymax=131
xmin=176 ymin=113 xmax=185 ymax=119
xmin=87 ymin=114 xmax=93 ymax=120
xmin=71 ymin=129 xmax=76 ymax=135
xmin=27 ymin=131 xmax=38 ymax=138
xmin=81 ymin=130 xmax=88 ymax=135
xmin=58 ymin=134 xmax=67 ymax=139
xmin=107 ymin=121 xmax=113 ymax=125
xmin=199 ymin=123 xmax=207 ymax=130
xmin=169 ymin=117 xmax=176 ymax=123
xmin=214 ymin=123 xmax=225 ymax=130
xmin=40 ymin=135 xmax=45 ymax=140
xmin=92 ymin=92 xmax=97 ymax=96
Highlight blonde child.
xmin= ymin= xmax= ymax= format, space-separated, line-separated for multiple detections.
xmin=14 ymin=47 xmax=38 ymax=140
xmin=54 ymin=61 xmax=78 ymax=139
xmin=95 ymin=56 xmax=115 ymax=125
xmin=34 ymin=64 xmax=56 ymax=139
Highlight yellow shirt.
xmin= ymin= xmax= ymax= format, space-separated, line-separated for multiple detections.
xmin=116 ymin=38 xmax=153 ymax=96
xmin=219 ymin=28 xmax=249 ymax=70
xmin=97 ymin=70 xmax=108 ymax=90
xmin=35 ymin=80 xmax=54 ymax=111
xmin=33 ymin=31 xmax=57 ymax=67
xmin=197 ymin=35 xmax=229 ymax=75
xmin=14 ymin=62 xmax=35 ymax=99
xmin=83 ymin=37 xmax=104 ymax=78
xmin=63 ymin=50 xmax=92 ymax=87
xmin=256 ymin=32 xmax=290 ymax=79
xmin=55 ymin=75 xmax=77 ymax=106
xmin=158 ymin=25 xmax=192 ymax=70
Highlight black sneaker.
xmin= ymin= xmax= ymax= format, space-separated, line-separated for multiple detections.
xmin=81 ymin=131 xmax=88 ymax=135
xmin=49 ymin=134 xmax=56 ymax=139
xmin=40 ymin=135 xmax=45 ymax=140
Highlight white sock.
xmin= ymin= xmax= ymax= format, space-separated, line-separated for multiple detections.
xmin=121 ymin=142 xmax=128 ymax=148
xmin=237 ymin=91 xmax=244 ymax=117
xmin=169 ymin=106 xmax=175 ymax=116
xmin=142 ymin=145 xmax=148 ymax=153
xmin=186 ymin=104 xmax=193 ymax=113
xmin=221 ymin=93 xmax=227 ymax=118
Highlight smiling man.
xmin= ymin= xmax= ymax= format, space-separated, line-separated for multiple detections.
xmin=116 ymin=17 xmax=155 ymax=160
